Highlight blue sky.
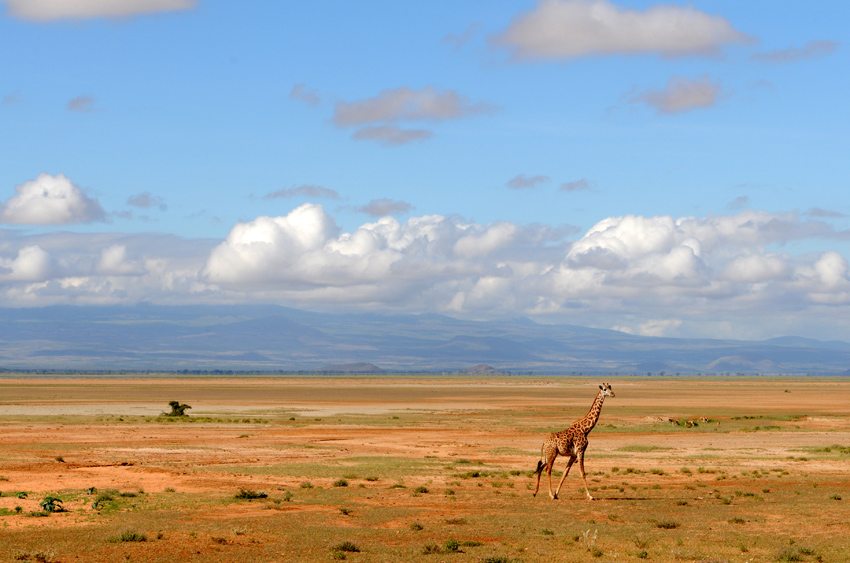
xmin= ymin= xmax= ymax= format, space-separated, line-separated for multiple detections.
xmin=0 ymin=0 xmax=848 ymax=341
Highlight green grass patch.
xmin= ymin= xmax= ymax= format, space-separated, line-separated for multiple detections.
xmin=615 ymin=445 xmax=673 ymax=452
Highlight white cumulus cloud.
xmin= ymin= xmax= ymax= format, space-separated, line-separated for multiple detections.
xmin=493 ymin=0 xmax=752 ymax=60
xmin=0 ymin=246 xmax=51 ymax=281
xmin=723 ymin=254 xmax=790 ymax=283
xmin=1 ymin=173 xmax=106 ymax=225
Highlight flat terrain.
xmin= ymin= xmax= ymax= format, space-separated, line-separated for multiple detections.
xmin=0 ymin=377 xmax=848 ymax=562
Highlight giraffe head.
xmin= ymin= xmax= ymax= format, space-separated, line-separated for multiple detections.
xmin=598 ymin=382 xmax=615 ymax=398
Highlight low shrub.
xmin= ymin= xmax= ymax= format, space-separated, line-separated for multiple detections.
xmin=234 ymin=489 xmax=267 ymax=500
xmin=444 ymin=539 xmax=460 ymax=552
xmin=332 ymin=541 xmax=359 ymax=553
xmin=108 ymin=530 xmax=147 ymax=543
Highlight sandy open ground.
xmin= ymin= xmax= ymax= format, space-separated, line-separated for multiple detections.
xmin=1 ymin=377 xmax=848 ymax=562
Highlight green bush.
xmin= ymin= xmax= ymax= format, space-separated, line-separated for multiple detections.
xmin=39 ymin=496 xmax=63 ymax=513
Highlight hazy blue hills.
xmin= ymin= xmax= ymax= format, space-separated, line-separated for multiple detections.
xmin=1 ymin=304 xmax=848 ymax=374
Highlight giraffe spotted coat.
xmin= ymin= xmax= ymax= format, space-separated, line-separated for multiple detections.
xmin=533 ymin=382 xmax=615 ymax=501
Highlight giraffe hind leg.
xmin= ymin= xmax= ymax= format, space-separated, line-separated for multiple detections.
xmin=545 ymin=449 xmax=560 ymax=499
xmin=532 ymin=460 xmax=544 ymax=497
xmin=532 ymin=443 xmax=547 ymax=497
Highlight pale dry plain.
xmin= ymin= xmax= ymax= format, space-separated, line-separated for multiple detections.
xmin=1 ymin=377 xmax=849 ymax=563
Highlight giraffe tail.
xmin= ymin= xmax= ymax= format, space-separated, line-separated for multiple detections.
xmin=533 ymin=443 xmax=546 ymax=475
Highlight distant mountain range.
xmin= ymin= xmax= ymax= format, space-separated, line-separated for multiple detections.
xmin=1 ymin=304 xmax=849 ymax=374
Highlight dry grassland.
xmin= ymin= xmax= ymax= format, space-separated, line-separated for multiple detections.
xmin=1 ymin=377 xmax=849 ymax=562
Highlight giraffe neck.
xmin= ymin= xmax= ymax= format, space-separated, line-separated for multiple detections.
xmin=578 ymin=390 xmax=606 ymax=434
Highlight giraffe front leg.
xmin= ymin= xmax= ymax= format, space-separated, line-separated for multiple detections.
xmin=553 ymin=455 xmax=575 ymax=500
xmin=577 ymin=452 xmax=593 ymax=501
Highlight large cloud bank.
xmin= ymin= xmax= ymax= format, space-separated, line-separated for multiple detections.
xmin=1 ymin=204 xmax=848 ymax=339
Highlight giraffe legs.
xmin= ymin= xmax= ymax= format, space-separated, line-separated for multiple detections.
xmin=552 ymin=455 xmax=575 ymax=500
xmin=578 ymin=452 xmax=594 ymax=500
xmin=533 ymin=442 xmax=558 ymax=498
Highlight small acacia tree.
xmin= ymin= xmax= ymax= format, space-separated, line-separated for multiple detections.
xmin=164 ymin=401 xmax=191 ymax=417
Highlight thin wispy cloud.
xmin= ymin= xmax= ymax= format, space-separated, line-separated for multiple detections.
xmin=2 ymin=92 xmax=21 ymax=105
xmin=334 ymin=86 xmax=497 ymax=126
xmin=67 ymin=96 xmax=96 ymax=113
xmin=442 ymin=22 xmax=483 ymax=53
xmin=289 ymin=84 xmax=321 ymax=106
xmin=752 ymin=40 xmax=839 ymax=63
xmin=560 ymin=178 xmax=591 ymax=192
xmin=351 ymin=126 xmax=433 ymax=146
xmin=506 ymin=174 xmax=549 ymax=189
xmin=329 ymin=86 xmax=498 ymax=146
xmin=726 ymin=196 xmax=750 ymax=211
xmin=6 ymin=0 xmax=196 ymax=20
xmin=628 ymin=75 xmax=723 ymax=114
xmin=492 ymin=0 xmax=753 ymax=60
xmin=127 ymin=192 xmax=167 ymax=211
xmin=806 ymin=207 xmax=847 ymax=219
xmin=356 ymin=198 xmax=413 ymax=217
xmin=263 ymin=185 xmax=340 ymax=200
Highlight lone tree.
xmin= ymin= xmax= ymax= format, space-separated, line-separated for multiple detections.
xmin=164 ymin=401 xmax=191 ymax=417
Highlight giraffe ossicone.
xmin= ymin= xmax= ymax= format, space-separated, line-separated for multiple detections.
xmin=532 ymin=382 xmax=615 ymax=501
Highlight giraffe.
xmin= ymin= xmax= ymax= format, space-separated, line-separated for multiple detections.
xmin=532 ymin=382 xmax=615 ymax=501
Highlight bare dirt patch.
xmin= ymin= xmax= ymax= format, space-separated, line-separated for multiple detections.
xmin=1 ymin=377 xmax=849 ymax=562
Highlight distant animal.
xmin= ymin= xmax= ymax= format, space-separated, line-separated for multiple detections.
xmin=698 ymin=417 xmax=709 ymax=423
xmin=685 ymin=420 xmax=698 ymax=428
xmin=532 ymin=383 xmax=615 ymax=501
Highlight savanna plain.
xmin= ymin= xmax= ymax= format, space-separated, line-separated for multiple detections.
xmin=0 ymin=377 xmax=848 ymax=563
